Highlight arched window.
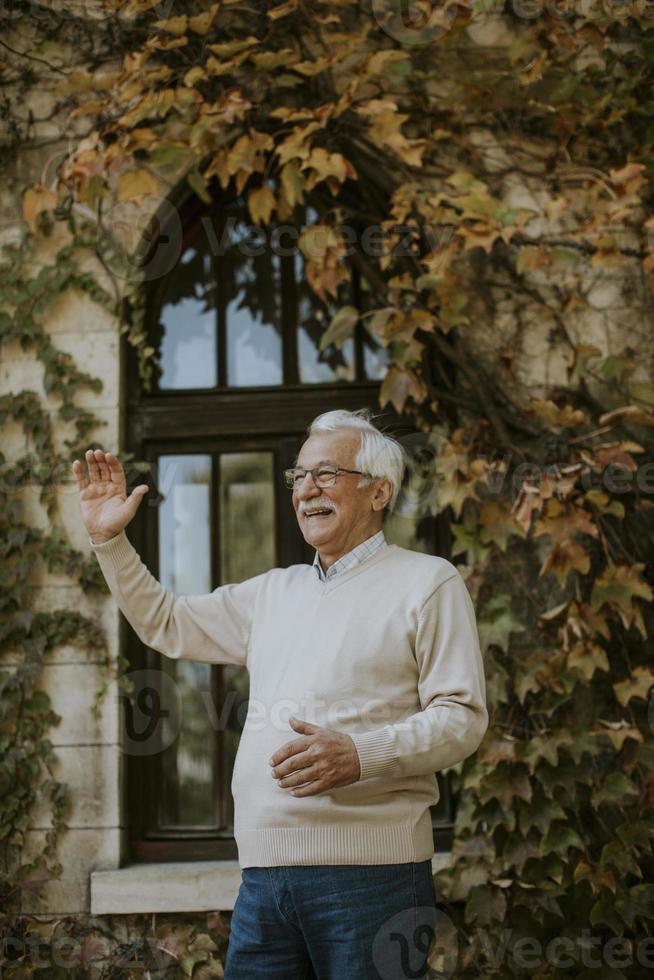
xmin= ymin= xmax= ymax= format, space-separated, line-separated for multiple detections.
xmin=124 ymin=189 xmax=455 ymax=862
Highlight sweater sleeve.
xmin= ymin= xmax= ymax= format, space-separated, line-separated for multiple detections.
xmin=90 ymin=530 xmax=264 ymax=666
xmin=349 ymin=571 xmax=489 ymax=780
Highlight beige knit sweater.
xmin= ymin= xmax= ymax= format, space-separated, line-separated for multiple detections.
xmin=91 ymin=531 xmax=488 ymax=867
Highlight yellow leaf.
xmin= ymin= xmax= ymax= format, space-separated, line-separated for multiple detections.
xmin=23 ymin=184 xmax=58 ymax=228
xmin=145 ymin=35 xmax=188 ymax=51
xmin=268 ymin=0 xmax=298 ymax=19
xmin=613 ymin=666 xmax=654 ymax=707
xmin=280 ymin=161 xmax=305 ymax=209
xmin=319 ymin=306 xmax=359 ymax=351
xmin=365 ymin=50 xmax=410 ymax=76
xmin=479 ymin=501 xmax=524 ymax=550
xmin=207 ymin=37 xmax=258 ymax=57
xmin=567 ymin=643 xmax=610 ymax=682
xmin=292 ymin=57 xmax=330 ymax=76
xmin=188 ymin=3 xmax=220 ymax=34
xmin=301 ymin=148 xmax=357 ymax=189
xmin=248 ymin=184 xmax=275 ymax=224
xmin=379 ymin=367 xmax=426 ymax=414
xmin=204 ymin=149 xmax=230 ymax=189
xmin=69 ymin=100 xmax=107 ymax=119
xmin=117 ymin=168 xmax=159 ymax=201
xmin=184 ymin=66 xmax=205 ymax=86
xmin=528 ymin=398 xmax=589 ymax=428
xmin=591 ymin=722 xmax=643 ymax=751
xmin=252 ymin=49 xmax=295 ymax=70
xmin=364 ymin=108 xmax=427 ymax=167
xmin=539 ymin=540 xmax=591 ymax=585
xmin=152 ymin=15 xmax=188 ymax=34
xmin=276 ymin=123 xmax=321 ymax=165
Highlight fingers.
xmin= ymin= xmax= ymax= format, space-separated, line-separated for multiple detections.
xmin=105 ymin=452 xmax=125 ymax=486
xmin=72 ymin=459 xmax=88 ymax=491
xmin=83 ymin=449 xmax=121 ymax=484
xmin=271 ymin=749 xmax=314 ymax=780
xmin=277 ymin=766 xmax=319 ymax=789
xmin=85 ymin=449 xmax=101 ymax=482
xmin=269 ymin=737 xmax=310 ymax=768
xmin=288 ymin=781 xmax=322 ymax=797
xmin=94 ymin=449 xmax=111 ymax=482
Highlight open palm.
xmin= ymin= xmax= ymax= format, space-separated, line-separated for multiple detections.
xmin=72 ymin=449 xmax=149 ymax=544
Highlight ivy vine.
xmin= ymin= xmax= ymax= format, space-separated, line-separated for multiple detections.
xmin=1 ymin=0 xmax=654 ymax=976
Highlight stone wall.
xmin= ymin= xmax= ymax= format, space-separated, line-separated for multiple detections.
xmin=1 ymin=14 xmax=652 ymax=917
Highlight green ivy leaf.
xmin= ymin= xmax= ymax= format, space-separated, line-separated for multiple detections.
xmin=591 ymin=772 xmax=640 ymax=809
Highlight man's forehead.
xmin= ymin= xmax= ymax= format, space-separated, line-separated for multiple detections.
xmin=296 ymin=431 xmax=360 ymax=466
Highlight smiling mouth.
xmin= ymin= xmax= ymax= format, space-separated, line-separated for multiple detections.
xmin=303 ymin=510 xmax=334 ymax=519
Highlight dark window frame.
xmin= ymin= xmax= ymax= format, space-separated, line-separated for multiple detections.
xmin=123 ymin=187 xmax=456 ymax=864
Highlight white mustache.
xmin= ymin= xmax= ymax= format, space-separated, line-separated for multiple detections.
xmin=299 ymin=501 xmax=336 ymax=515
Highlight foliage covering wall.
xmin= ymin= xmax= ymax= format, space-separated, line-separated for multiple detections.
xmin=1 ymin=0 xmax=654 ymax=976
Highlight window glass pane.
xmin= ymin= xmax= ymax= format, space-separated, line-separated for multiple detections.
xmin=220 ymin=209 xmax=283 ymax=386
xmin=226 ymin=298 xmax=284 ymax=386
xmin=159 ymin=248 xmax=217 ymax=390
xmin=357 ymin=271 xmax=393 ymax=380
xmin=363 ymin=332 xmax=393 ymax=380
xmin=219 ymin=451 xmax=276 ymax=829
xmin=157 ymin=454 xmax=217 ymax=828
xmin=219 ymin=452 xmax=276 ymax=583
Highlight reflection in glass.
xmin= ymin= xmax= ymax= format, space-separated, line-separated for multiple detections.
xmin=296 ymin=250 xmax=355 ymax=382
xmin=219 ymin=452 xmax=275 ymax=828
xmin=219 ymin=452 xmax=275 ymax=583
xmin=157 ymin=454 xmax=216 ymax=827
xmin=298 ymin=326 xmax=355 ymax=383
xmin=159 ymin=248 xmax=217 ymax=390
xmin=363 ymin=332 xmax=393 ymax=380
xmin=219 ymin=212 xmax=283 ymax=386
xmin=227 ymin=300 xmax=283 ymax=386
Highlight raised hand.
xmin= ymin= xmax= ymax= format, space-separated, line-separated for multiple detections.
xmin=72 ymin=449 xmax=149 ymax=545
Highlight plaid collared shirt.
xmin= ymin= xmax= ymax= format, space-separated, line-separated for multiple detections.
xmin=312 ymin=529 xmax=387 ymax=582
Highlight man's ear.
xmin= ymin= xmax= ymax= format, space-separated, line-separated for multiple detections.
xmin=371 ymin=477 xmax=393 ymax=513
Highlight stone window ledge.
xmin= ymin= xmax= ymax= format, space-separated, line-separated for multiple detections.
xmin=91 ymin=853 xmax=451 ymax=914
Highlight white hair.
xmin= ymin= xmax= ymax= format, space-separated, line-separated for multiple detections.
xmin=305 ymin=408 xmax=408 ymax=514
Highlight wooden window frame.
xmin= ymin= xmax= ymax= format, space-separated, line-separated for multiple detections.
xmin=122 ymin=190 xmax=456 ymax=863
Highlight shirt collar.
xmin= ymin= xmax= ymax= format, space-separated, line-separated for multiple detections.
xmin=312 ymin=530 xmax=387 ymax=582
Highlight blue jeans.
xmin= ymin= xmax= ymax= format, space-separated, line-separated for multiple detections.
xmin=224 ymin=860 xmax=437 ymax=980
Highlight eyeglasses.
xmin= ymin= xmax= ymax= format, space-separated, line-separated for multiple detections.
xmin=283 ymin=465 xmax=374 ymax=490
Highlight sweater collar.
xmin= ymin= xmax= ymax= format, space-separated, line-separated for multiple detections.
xmin=312 ymin=529 xmax=387 ymax=582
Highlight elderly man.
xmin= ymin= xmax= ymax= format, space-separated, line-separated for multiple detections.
xmin=73 ymin=407 xmax=488 ymax=980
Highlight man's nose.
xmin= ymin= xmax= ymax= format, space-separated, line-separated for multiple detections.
xmin=295 ymin=473 xmax=321 ymax=499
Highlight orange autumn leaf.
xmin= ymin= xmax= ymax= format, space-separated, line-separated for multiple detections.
xmin=23 ymin=184 xmax=58 ymax=228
